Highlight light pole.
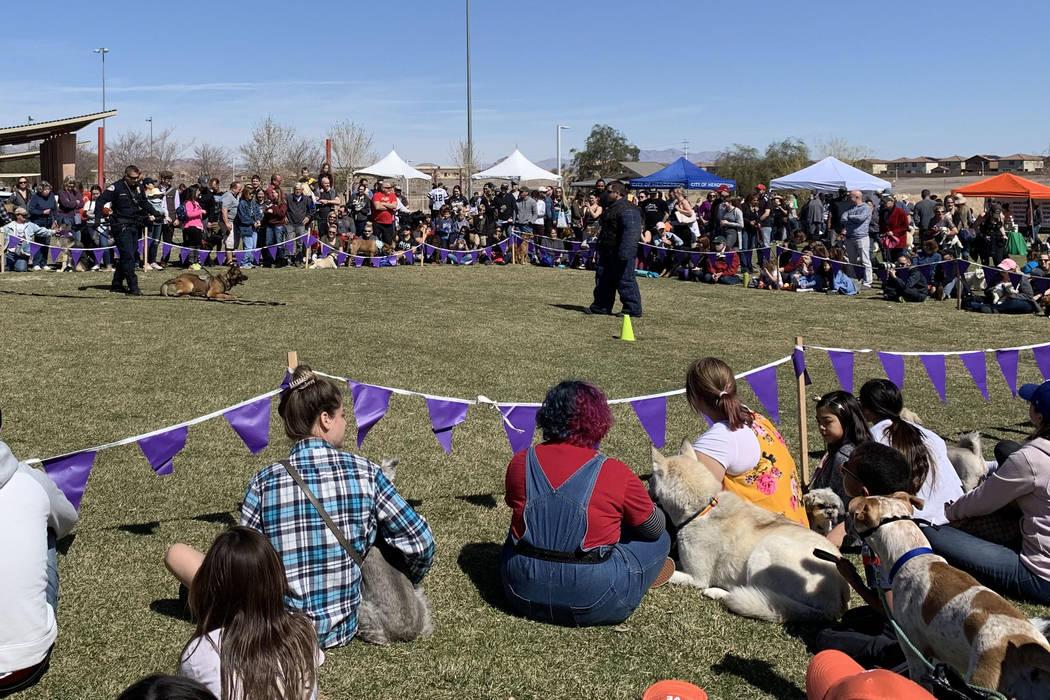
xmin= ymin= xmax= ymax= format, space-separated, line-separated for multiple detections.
xmin=146 ymin=117 xmax=153 ymax=160
xmin=93 ymin=48 xmax=109 ymax=111
xmin=557 ymin=125 xmax=571 ymax=184
xmin=465 ymin=0 xmax=473 ymax=198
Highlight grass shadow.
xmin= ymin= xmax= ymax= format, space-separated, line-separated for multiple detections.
xmin=149 ymin=598 xmax=191 ymax=623
xmin=115 ymin=521 xmax=160 ymax=536
xmin=0 ymin=288 xmax=101 ymax=300
xmin=455 ymin=494 xmax=498 ymax=510
xmin=710 ymin=653 xmax=804 ymax=700
xmin=192 ymin=511 xmax=236 ymax=527
xmin=548 ymin=303 xmax=590 ymax=314
xmin=456 ymin=541 xmax=515 ymax=614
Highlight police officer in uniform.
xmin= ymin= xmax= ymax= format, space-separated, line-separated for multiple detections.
xmin=95 ymin=165 xmax=155 ymax=295
xmin=587 ymin=181 xmax=643 ymax=317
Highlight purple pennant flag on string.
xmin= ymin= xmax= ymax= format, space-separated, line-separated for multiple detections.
xmin=267 ymin=245 xmax=278 ymax=260
xmin=571 ymin=241 xmax=581 ymax=253
xmin=43 ymin=450 xmax=97 ymax=511
xmin=281 ymin=370 xmax=291 ymax=389
xmin=234 ymin=251 xmax=244 ymax=265
xmin=253 ymin=250 xmax=262 ymax=264
xmin=371 ymin=256 xmax=381 ymax=267
xmin=71 ymin=249 xmax=82 ymax=265
xmin=878 ymin=352 xmax=905 ymax=389
xmin=745 ymin=366 xmax=780 ymax=424
xmin=630 ymin=396 xmax=667 ymax=447
xmin=454 ymin=252 xmax=463 ymax=265
xmin=690 ymin=253 xmax=700 ymax=266
xmin=179 ymin=247 xmax=190 ymax=263
xmin=792 ymin=347 xmax=811 ymax=386
xmin=726 ymin=252 xmax=737 ymax=268
xmin=759 ymin=247 xmax=771 ymax=262
xmin=959 ymin=351 xmax=989 ymax=401
xmin=162 ymin=243 xmax=172 ymax=259
xmin=50 ymin=245 xmax=60 ymax=262
xmin=336 ymin=252 xmax=348 ymax=266
xmin=216 ymin=252 xmax=226 ymax=266
xmin=138 ymin=425 xmax=188 ymax=476
xmin=284 ymin=239 xmax=295 ymax=255
xmin=996 ymin=349 xmax=1020 ymax=396
xmin=348 ymin=381 xmax=393 ymax=448
xmin=790 ymin=251 xmax=802 ymax=266
xmin=874 ymin=267 xmax=888 ymax=283
xmin=919 ymin=354 xmax=947 ymax=404
xmin=307 ymin=235 xmax=318 ymax=247
xmin=137 ymin=239 xmax=145 ymax=256
xmin=917 ymin=264 xmax=933 ymax=283
xmin=439 ymin=250 xmax=449 ymax=263
xmin=224 ymin=396 xmax=271 ymax=454
xmin=354 ymin=256 xmax=364 ymax=268
xmin=827 ymin=350 xmax=854 ymax=393
xmin=320 ymin=243 xmax=331 ymax=257
xmin=5 ymin=234 xmax=17 ymax=249
xmin=387 ymin=254 xmax=397 ymax=266
xmin=1034 ymin=345 xmax=1050 ymax=381
xmin=424 ymin=244 xmax=434 ymax=256
xmin=197 ymin=249 xmax=209 ymax=265
xmin=497 ymin=405 xmax=539 ymax=453
xmin=426 ymin=398 xmax=470 ymax=454
xmin=405 ymin=250 xmax=415 ymax=265
xmin=656 ymin=248 xmax=666 ymax=261
xmin=483 ymin=246 xmax=492 ymax=257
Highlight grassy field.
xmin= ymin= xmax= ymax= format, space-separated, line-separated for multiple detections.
xmin=1 ymin=263 xmax=1048 ymax=699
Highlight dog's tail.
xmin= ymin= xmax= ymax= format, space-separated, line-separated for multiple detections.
xmin=722 ymin=584 xmax=846 ymax=624
xmin=160 ymin=280 xmax=176 ymax=297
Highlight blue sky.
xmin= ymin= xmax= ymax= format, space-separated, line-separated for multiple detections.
xmin=3 ymin=0 xmax=1047 ymax=166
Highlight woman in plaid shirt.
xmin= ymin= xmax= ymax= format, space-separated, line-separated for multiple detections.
xmin=166 ymin=366 xmax=434 ymax=649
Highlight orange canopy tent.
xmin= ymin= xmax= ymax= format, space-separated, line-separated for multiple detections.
xmin=951 ymin=172 xmax=1050 ymax=199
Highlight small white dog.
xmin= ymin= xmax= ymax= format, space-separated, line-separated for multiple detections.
xmin=649 ymin=441 xmax=849 ymax=623
xmin=802 ymin=488 xmax=845 ymax=536
xmin=946 ymin=431 xmax=986 ymax=493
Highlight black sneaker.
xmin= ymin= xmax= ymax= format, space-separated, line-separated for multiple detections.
xmin=126 ymin=289 xmax=143 ymax=296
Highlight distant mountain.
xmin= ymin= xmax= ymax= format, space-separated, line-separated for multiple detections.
xmin=534 ymin=148 xmax=722 ymax=171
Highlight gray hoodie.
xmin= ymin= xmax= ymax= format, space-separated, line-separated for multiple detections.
xmin=0 ymin=441 xmax=78 ymax=538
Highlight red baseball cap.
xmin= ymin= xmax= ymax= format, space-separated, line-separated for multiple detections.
xmin=756 ymin=184 xmax=767 ymax=190
xmin=716 ymin=184 xmax=730 ymax=193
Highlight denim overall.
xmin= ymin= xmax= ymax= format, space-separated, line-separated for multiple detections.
xmin=500 ymin=447 xmax=669 ymax=626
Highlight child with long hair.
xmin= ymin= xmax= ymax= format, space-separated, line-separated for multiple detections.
xmin=179 ymin=526 xmax=321 ymax=700
xmin=808 ymin=391 xmax=869 ymax=509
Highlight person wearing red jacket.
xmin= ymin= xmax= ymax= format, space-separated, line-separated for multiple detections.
xmin=701 ymin=236 xmax=741 ymax=284
xmin=879 ymin=196 xmax=910 ymax=261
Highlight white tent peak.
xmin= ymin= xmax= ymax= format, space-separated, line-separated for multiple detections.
xmin=472 ymin=149 xmax=559 ymax=182
xmin=769 ymin=156 xmax=891 ymax=193
xmin=354 ymin=150 xmax=430 ymax=180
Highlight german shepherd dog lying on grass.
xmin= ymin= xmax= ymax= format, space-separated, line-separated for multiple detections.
xmin=160 ymin=264 xmax=248 ymax=299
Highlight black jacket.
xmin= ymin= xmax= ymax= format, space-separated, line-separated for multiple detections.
xmin=95 ymin=178 xmax=153 ymax=227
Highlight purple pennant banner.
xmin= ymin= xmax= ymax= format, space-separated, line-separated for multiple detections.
xmin=630 ymin=396 xmax=667 ymax=447
xmin=996 ymin=349 xmax=1019 ymax=396
xmin=267 ymin=245 xmax=278 ymax=260
xmin=5 ymin=234 xmax=17 ymax=249
xmin=354 ymin=256 xmax=364 ymax=268
xmin=791 ymin=347 xmax=812 ymax=386
xmin=28 ymin=242 xmax=40 ymax=259
xmin=405 ymin=250 xmax=415 ymax=265
xmin=162 ymin=243 xmax=172 ymax=259
xmin=224 ymin=396 xmax=271 ymax=454
xmin=336 ymin=252 xmax=348 ymax=266
xmin=179 ymin=247 xmax=190 ymax=263
xmin=253 ymin=250 xmax=262 ymax=264
xmin=306 ymin=235 xmax=318 ymax=248
xmin=371 ymin=256 xmax=381 ymax=267
xmin=878 ymin=352 xmax=905 ymax=389
xmin=424 ymin=244 xmax=434 ymax=256
xmin=138 ymin=425 xmax=188 ymax=476
xmin=454 ymin=252 xmax=464 ymax=265
xmin=425 ymin=398 xmax=470 ymax=454
xmin=690 ymin=253 xmax=700 ymax=266
xmin=348 ymin=381 xmax=393 ymax=447
xmin=43 ymin=450 xmax=97 ymax=511
xmin=70 ymin=249 xmax=82 ymax=266
xmin=827 ymin=350 xmax=854 ymax=394
xmin=386 ymin=254 xmax=398 ymax=266
xmin=197 ymin=249 xmax=209 ymax=265
xmin=439 ymin=250 xmax=449 ymax=263
xmin=498 ymin=240 xmax=509 ymax=253
xmin=234 ymin=251 xmax=245 ymax=265
xmin=745 ymin=365 xmax=780 ymax=424
xmin=497 ymin=405 xmax=539 ymax=453
xmin=919 ymin=354 xmax=947 ymax=404
xmin=483 ymin=246 xmax=493 ymax=258
xmin=50 ymin=246 xmax=61 ymax=262
xmin=1034 ymin=345 xmax=1050 ymax=381
xmin=284 ymin=239 xmax=295 ymax=255
xmin=320 ymin=243 xmax=331 ymax=257
xmin=216 ymin=252 xmax=226 ymax=266
xmin=959 ymin=351 xmax=989 ymax=401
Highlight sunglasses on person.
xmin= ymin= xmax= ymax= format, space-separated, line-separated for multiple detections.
xmin=839 ymin=460 xmax=862 ymax=484
xmin=17 ymin=180 xmax=28 ymax=186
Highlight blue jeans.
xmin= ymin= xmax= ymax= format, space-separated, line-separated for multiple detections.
xmin=4 ymin=253 xmax=29 ymax=271
xmin=922 ymin=524 xmax=1050 ymax=605
xmin=32 ymin=233 xmax=51 ymax=268
xmin=739 ymin=231 xmax=755 ymax=272
xmin=96 ymin=229 xmax=112 ymax=267
xmin=239 ymin=227 xmax=257 ymax=267
xmin=147 ymin=223 xmax=163 ymax=264
xmin=500 ymin=531 xmax=670 ymax=626
xmin=265 ymin=225 xmax=287 ymax=264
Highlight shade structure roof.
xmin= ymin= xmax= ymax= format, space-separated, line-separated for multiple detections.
xmin=950 ymin=173 xmax=1050 ymax=199
xmin=0 ymin=111 xmax=116 ymax=147
xmin=628 ymin=157 xmax=735 ymax=190
xmin=471 ymin=149 xmax=559 ymax=181
xmin=769 ymin=156 xmax=891 ymax=193
xmin=354 ymin=150 xmax=430 ymax=180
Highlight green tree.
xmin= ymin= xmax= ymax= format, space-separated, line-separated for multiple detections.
xmin=715 ymin=138 xmax=811 ymax=193
xmin=570 ymin=124 xmax=639 ymax=180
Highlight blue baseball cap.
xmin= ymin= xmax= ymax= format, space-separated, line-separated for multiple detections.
xmin=1019 ymin=381 xmax=1050 ymax=417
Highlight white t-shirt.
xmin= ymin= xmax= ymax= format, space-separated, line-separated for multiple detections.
xmin=692 ymin=421 xmax=761 ymax=476
xmin=533 ymin=199 xmax=546 ymax=225
xmin=180 ymin=629 xmax=323 ymax=700
xmin=870 ymin=418 xmax=964 ymax=525
xmin=428 ymin=188 xmax=448 ymax=211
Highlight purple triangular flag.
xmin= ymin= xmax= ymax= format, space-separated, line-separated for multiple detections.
xmin=370 ymin=256 xmax=381 ymax=267
xmin=744 ymin=365 xmax=780 ymax=424
xmin=138 ymin=425 xmax=188 ymax=476
xmin=483 ymin=246 xmax=493 ymax=257
xmin=1034 ymin=345 xmax=1050 ymax=381
xmin=51 ymin=245 xmax=61 ymax=262
xmin=71 ymin=249 xmax=82 ymax=265
xmin=253 ymin=250 xmax=262 ymax=264
xmin=162 ymin=243 xmax=172 ymax=259
xmin=386 ymin=254 xmax=397 ymax=266
xmin=919 ymin=354 xmax=947 ymax=404
xmin=497 ymin=405 xmax=539 ymax=453
xmin=234 ymin=251 xmax=245 ymax=265
xmin=425 ymin=397 xmax=470 ymax=454
xmin=267 ymin=245 xmax=278 ymax=260
xmin=224 ymin=396 xmax=271 ymax=454
xmin=354 ymin=256 xmax=364 ymax=268
xmin=336 ymin=252 xmax=348 ymax=266
xmin=179 ymin=247 xmax=190 ymax=263
xmin=657 ymin=248 xmax=666 ymax=261
xmin=878 ymin=352 xmax=905 ymax=389
xmin=439 ymin=250 xmax=449 ymax=263
xmin=630 ymin=396 xmax=667 ymax=447
xmin=454 ymin=252 xmax=464 ymax=264
xmin=348 ymin=381 xmax=393 ymax=448
xmin=137 ymin=239 xmax=146 ymax=256
xmin=959 ymin=352 xmax=989 ymax=401
xmin=424 ymin=244 xmax=434 ymax=256
xmin=405 ymin=250 xmax=415 ymax=265
xmin=285 ymin=239 xmax=295 ymax=255
xmin=197 ymin=249 xmax=209 ymax=265
xmin=216 ymin=252 xmax=226 ymax=266
xmin=827 ymin=350 xmax=854 ymax=394
xmin=690 ymin=253 xmax=700 ymax=265
xmin=42 ymin=450 xmax=97 ymax=511
xmin=792 ymin=346 xmax=811 ymax=386
xmin=320 ymin=243 xmax=331 ymax=257
xmin=5 ymin=234 xmax=17 ymax=249
xmin=280 ymin=370 xmax=291 ymax=389
xmin=996 ymin=349 xmax=1019 ymax=397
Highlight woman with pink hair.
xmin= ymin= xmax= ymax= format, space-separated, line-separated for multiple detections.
xmin=500 ymin=380 xmax=672 ymax=626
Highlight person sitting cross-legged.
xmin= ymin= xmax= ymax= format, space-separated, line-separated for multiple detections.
xmin=882 ymin=254 xmax=928 ymax=303
xmin=700 ymin=236 xmax=740 ymax=284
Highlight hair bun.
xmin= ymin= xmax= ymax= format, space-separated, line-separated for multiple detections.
xmin=287 ymin=370 xmax=316 ymax=392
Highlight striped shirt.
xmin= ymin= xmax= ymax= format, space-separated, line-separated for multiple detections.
xmin=241 ymin=438 xmax=435 ymax=648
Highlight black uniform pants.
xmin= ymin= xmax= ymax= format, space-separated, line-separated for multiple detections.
xmin=111 ymin=223 xmax=141 ymax=292
xmin=590 ymin=250 xmax=642 ymax=316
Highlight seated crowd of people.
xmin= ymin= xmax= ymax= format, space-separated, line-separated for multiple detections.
xmin=4 ymin=353 xmax=1050 ymax=698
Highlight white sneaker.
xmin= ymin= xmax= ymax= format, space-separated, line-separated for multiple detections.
xmin=32 ymin=265 xmax=41 ymax=271
xmin=90 ymin=264 xmax=101 ymax=271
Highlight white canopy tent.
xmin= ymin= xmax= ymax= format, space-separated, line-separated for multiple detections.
xmin=769 ymin=156 xmax=892 ymax=193
xmin=354 ymin=150 xmax=430 ymax=180
xmin=471 ymin=149 xmax=559 ymax=182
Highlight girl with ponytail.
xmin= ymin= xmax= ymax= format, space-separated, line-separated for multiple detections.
xmin=685 ymin=358 xmax=808 ymax=526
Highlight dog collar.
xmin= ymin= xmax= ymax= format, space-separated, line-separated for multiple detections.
xmin=854 ymin=514 xmax=920 ymax=540
xmin=888 ymin=546 xmax=935 ymax=584
xmin=675 ymin=497 xmax=718 ymax=530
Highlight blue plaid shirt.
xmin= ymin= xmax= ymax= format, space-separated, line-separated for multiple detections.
xmin=241 ymin=438 xmax=435 ymax=648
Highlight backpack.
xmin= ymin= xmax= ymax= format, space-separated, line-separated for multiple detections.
xmin=175 ymin=204 xmax=188 ymax=222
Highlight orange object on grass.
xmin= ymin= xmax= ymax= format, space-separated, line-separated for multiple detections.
xmin=806 ymin=650 xmax=935 ymax=700
xmin=642 ymin=679 xmax=707 ymax=700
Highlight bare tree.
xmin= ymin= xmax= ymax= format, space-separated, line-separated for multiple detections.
xmin=283 ymin=136 xmax=323 ymax=183
xmin=237 ymin=115 xmax=321 ymax=182
xmin=329 ymin=120 xmax=376 ymax=194
xmin=191 ymin=143 xmax=235 ymax=184
xmin=815 ymin=137 xmax=873 ymax=166
xmin=105 ymin=127 xmax=184 ymax=180
xmin=75 ymin=143 xmax=98 ymax=184
xmin=448 ymin=139 xmax=479 ymax=175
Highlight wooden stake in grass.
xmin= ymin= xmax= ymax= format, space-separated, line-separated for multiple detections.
xmin=287 ymin=350 xmax=298 ymax=373
xmin=795 ymin=335 xmax=809 ymax=485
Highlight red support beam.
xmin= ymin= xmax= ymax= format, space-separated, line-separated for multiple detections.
xmin=97 ymin=126 xmax=105 ymax=187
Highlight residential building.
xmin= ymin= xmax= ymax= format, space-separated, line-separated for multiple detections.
xmin=996 ymin=154 xmax=1044 ymax=173
xmin=964 ymin=154 xmax=999 ymax=175
xmin=857 ymin=158 xmax=890 ymax=175
xmin=934 ymin=155 xmax=966 ymax=176
xmin=890 ymin=157 xmax=939 ymax=176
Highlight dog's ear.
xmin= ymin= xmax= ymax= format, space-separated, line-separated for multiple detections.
xmin=888 ymin=491 xmax=923 ymax=513
xmin=651 ymin=444 xmax=665 ymax=469
xmin=679 ymin=438 xmax=695 ymax=458
xmin=848 ymin=497 xmax=878 ymax=528
xmin=378 ymin=457 xmax=399 ymax=482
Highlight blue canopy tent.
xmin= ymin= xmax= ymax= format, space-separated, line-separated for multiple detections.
xmin=628 ymin=157 xmax=736 ymax=190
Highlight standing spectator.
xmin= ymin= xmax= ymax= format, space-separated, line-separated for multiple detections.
xmin=551 ymin=190 xmax=571 ymax=239
xmin=827 ymin=188 xmax=852 ymax=245
xmin=756 ymin=187 xmax=772 ymax=249
xmin=718 ymin=196 xmax=744 ymax=251
xmin=670 ymin=189 xmax=696 ymax=248
xmin=27 ymin=182 xmax=56 ymax=270
xmin=220 ymin=181 xmax=242 ymax=255
xmin=594 ymin=178 xmax=612 ymax=208
xmin=265 ymin=173 xmax=282 ymax=200
xmin=83 ymin=185 xmax=112 ymax=270
xmin=531 ymin=190 xmax=546 ymax=239
xmin=975 ymin=204 xmax=1008 ymax=267
xmin=286 ymin=183 xmax=313 ymax=265
xmin=741 ymin=193 xmax=763 ymax=274
xmin=696 ymin=192 xmax=715 ymax=233
xmin=314 ymin=177 xmax=340 ymax=239
xmin=801 ymin=191 xmax=824 ymax=240
xmin=912 ymin=189 xmax=938 ymax=237
xmin=448 ymin=185 xmax=467 ymax=216
xmin=840 ymin=190 xmax=873 ymax=288
xmin=639 ymin=190 xmax=669 ymax=238
xmin=349 ymin=184 xmax=371 ymax=234
xmin=159 ymin=171 xmax=178 ymax=266
xmin=263 ymin=187 xmax=288 ymax=267
xmin=179 ymin=186 xmax=205 ymax=270
xmin=9 ymin=176 xmax=33 ymax=212
xmin=770 ymin=195 xmax=790 ymax=242
xmin=142 ymin=177 xmax=166 ymax=270
xmin=879 ymin=195 xmax=910 ymax=261
xmin=952 ymin=194 xmax=973 ymax=236
xmin=0 ymin=439 xmax=78 ymax=696
xmin=428 ymin=181 xmax=448 ymax=217
xmin=55 ymin=178 xmax=81 ymax=231
xmin=317 ymin=162 xmax=333 ymax=188
xmin=235 ymin=186 xmax=261 ymax=269
xmin=370 ymin=180 xmax=398 ymax=247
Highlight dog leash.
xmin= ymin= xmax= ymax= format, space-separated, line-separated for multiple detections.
xmin=674 ymin=496 xmax=718 ymax=529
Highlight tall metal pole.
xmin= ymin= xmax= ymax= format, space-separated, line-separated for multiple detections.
xmin=557 ymin=125 xmax=570 ymax=184
xmin=146 ymin=117 xmax=153 ymax=160
xmin=465 ymin=0 xmax=473 ymax=198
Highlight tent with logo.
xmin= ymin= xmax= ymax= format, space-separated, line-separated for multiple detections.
xmin=769 ymin=156 xmax=891 ymax=193
xmin=354 ymin=150 xmax=430 ymax=180
xmin=471 ymin=149 xmax=559 ymax=182
xmin=628 ymin=157 xmax=735 ymax=190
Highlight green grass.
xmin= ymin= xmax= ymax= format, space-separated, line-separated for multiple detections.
xmin=1 ymin=264 xmax=1048 ymax=699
